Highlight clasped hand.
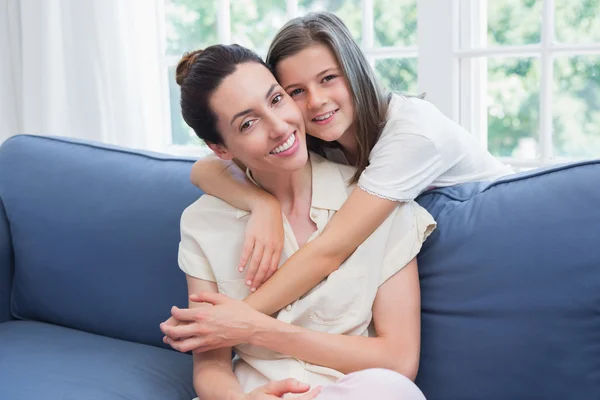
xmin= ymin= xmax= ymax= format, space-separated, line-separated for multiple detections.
xmin=160 ymin=291 xmax=261 ymax=353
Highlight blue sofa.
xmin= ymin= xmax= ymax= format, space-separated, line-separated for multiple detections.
xmin=0 ymin=135 xmax=598 ymax=400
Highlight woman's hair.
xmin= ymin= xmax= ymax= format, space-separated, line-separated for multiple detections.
xmin=267 ymin=12 xmax=390 ymax=183
xmin=176 ymin=44 xmax=268 ymax=145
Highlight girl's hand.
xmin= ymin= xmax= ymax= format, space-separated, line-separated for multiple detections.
xmin=160 ymin=291 xmax=263 ymax=353
xmin=245 ymin=379 xmax=322 ymax=399
xmin=241 ymin=200 xmax=284 ymax=292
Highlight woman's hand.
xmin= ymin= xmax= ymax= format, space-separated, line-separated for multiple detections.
xmin=244 ymin=379 xmax=322 ymax=399
xmin=241 ymin=199 xmax=284 ymax=292
xmin=160 ymin=291 xmax=264 ymax=353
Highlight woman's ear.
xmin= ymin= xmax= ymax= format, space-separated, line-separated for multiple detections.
xmin=207 ymin=143 xmax=234 ymax=160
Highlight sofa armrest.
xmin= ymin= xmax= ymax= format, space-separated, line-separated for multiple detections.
xmin=0 ymin=196 xmax=14 ymax=322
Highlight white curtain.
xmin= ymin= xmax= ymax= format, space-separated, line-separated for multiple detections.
xmin=0 ymin=0 xmax=21 ymax=144
xmin=0 ymin=0 xmax=166 ymax=151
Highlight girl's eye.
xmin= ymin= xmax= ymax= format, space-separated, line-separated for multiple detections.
xmin=241 ymin=120 xmax=256 ymax=131
xmin=289 ymin=88 xmax=303 ymax=97
xmin=272 ymin=94 xmax=283 ymax=105
xmin=323 ymin=75 xmax=337 ymax=82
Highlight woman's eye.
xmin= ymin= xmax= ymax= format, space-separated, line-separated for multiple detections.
xmin=241 ymin=120 xmax=256 ymax=131
xmin=272 ymin=94 xmax=283 ymax=105
xmin=323 ymin=75 xmax=337 ymax=82
xmin=289 ymin=88 xmax=303 ymax=97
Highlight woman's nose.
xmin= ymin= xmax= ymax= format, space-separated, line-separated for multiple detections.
xmin=268 ymin=114 xmax=289 ymax=139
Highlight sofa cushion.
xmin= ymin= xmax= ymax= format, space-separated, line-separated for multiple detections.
xmin=415 ymin=160 xmax=600 ymax=400
xmin=0 ymin=320 xmax=195 ymax=400
xmin=0 ymin=135 xmax=202 ymax=348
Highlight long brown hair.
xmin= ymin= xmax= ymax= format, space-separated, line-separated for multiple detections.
xmin=267 ymin=12 xmax=390 ymax=183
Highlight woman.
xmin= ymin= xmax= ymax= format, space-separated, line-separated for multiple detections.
xmin=161 ymin=43 xmax=435 ymax=399
xmin=187 ymin=12 xmax=513 ymax=318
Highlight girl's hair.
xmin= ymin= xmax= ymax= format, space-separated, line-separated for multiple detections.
xmin=176 ymin=44 xmax=268 ymax=145
xmin=267 ymin=11 xmax=390 ymax=183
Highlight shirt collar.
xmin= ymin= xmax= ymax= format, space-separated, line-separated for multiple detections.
xmin=236 ymin=152 xmax=351 ymax=218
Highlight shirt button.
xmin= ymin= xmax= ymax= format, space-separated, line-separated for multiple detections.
xmin=285 ymin=304 xmax=292 ymax=312
xmin=310 ymin=210 xmax=319 ymax=219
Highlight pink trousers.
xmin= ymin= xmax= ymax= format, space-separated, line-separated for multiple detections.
xmin=315 ymin=369 xmax=426 ymax=400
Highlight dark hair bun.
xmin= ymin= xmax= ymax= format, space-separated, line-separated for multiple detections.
xmin=175 ymin=49 xmax=203 ymax=86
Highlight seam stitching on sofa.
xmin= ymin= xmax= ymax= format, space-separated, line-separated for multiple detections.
xmin=5 ymin=134 xmax=198 ymax=163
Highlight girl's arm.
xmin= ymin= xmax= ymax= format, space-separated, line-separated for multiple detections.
xmin=250 ymin=257 xmax=421 ymax=380
xmin=165 ymin=276 xmax=322 ymax=400
xmin=191 ymin=155 xmax=273 ymax=212
xmin=170 ymin=257 xmax=421 ymax=380
xmin=245 ymin=189 xmax=398 ymax=315
xmin=191 ymin=155 xmax=284 ymax=289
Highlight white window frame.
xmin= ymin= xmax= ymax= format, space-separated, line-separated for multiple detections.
xmin=160 ymin=0 xmax=600 ymax=168
xmin=419 ymin=0 xmax=600 ymax=169
xmin=158 ymin=0 xmax=418 ymax=156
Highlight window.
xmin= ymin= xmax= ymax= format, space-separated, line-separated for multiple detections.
xmin=160 ymin=0 xmax=417 ymax=154
xmin=454 ymin=0 xmax=600 ymax=169
xmin=160 ymin=0 xmax=599 ymax=168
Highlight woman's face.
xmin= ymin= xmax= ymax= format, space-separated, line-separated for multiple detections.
xmin=209 ymin=62 xmax=308 ymax=175
xmin=275 ymin=43 xmax=355 ymax=143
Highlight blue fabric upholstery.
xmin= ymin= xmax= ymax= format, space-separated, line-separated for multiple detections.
xmin=0 ymin=320 xmax=195 ymax=400
xmin=0 ymin=196 xmax=13 ymax=322
xmin=1 ymin=135 xmax=599 ymax=399
xmin=0 ymin=135 xmax=201 ymax=349
xmin=415 ymin=160 xmax=600 ymax=400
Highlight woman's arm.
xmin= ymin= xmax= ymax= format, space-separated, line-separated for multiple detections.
xmin=245 ymin=189 xmax=398 ymax=315
xmin=181 ymin=277 xmax=246 ymax=400
xmin=250 ymin=258 xmax=421 ymax=379
xmin=165 ymin=276 xmax=321 ymax=400
xmin=191 ymin=155 xmax=284 ymax=288
xmin=171 ymin=257 xmax=420 ymax=379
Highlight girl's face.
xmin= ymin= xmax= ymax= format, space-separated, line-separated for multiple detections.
xmin=275 ymin=43 xmax=356 ymax=144
xmin=209 ymin=62 xmax=308 ymax=175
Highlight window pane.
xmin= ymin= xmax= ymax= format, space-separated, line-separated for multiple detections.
xmin=165 ymin=0 xmax=217 ymax=56
xmin=298 ymin=0 xmax=362 ymax=43
xmin=230 ymin=0 xmax=287 ymax=58
xmin=374 ymin=0 xmax=417 ymax=47
xmin=375 ymin=58 xmax=418 ymax=94
xmin=555 ymin=0 xmax=600 ymax=43
xmin=487 ymin=0 xmax=541 ymax=46
xmin=487 ymin=57 xmax=540 ymax=159
xmin=553 ymin=55 xmax=600 ymax=158
xmin=168 ymin=66 xmax=205 ymax=147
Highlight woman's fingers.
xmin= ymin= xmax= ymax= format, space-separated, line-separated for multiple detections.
xmin=160 ymin=321 xmax=202 ymax=341
xmin=296 ymin=386 xmax=323 ymax=399
xmin=262 ymin=379 xmax=311 ymax=396
xmin=165 ymin=335 xmax=209 ymax=353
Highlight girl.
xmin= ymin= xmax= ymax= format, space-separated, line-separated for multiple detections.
xmin=164 ymin=43 xmax=433 ymax=399
xmin=189 ymin=12 xmax=512 ymax=316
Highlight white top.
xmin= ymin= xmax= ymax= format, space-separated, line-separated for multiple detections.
xmin=327 ymin=95 xmax=514 ymax=201
xmin=178 ymin=153 xmax=436 ymax=394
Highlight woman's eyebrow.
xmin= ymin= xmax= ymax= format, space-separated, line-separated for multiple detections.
xmin=230 ymin=84 xmax=278 ymax=126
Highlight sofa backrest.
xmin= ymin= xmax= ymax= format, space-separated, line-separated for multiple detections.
xmin=415 ymin=160 xmax=600 ymax=400
xmin=0 ymin=196 xmax=13 ymax=323
xmin=0 ymin=135 xmax=202 ymax=348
